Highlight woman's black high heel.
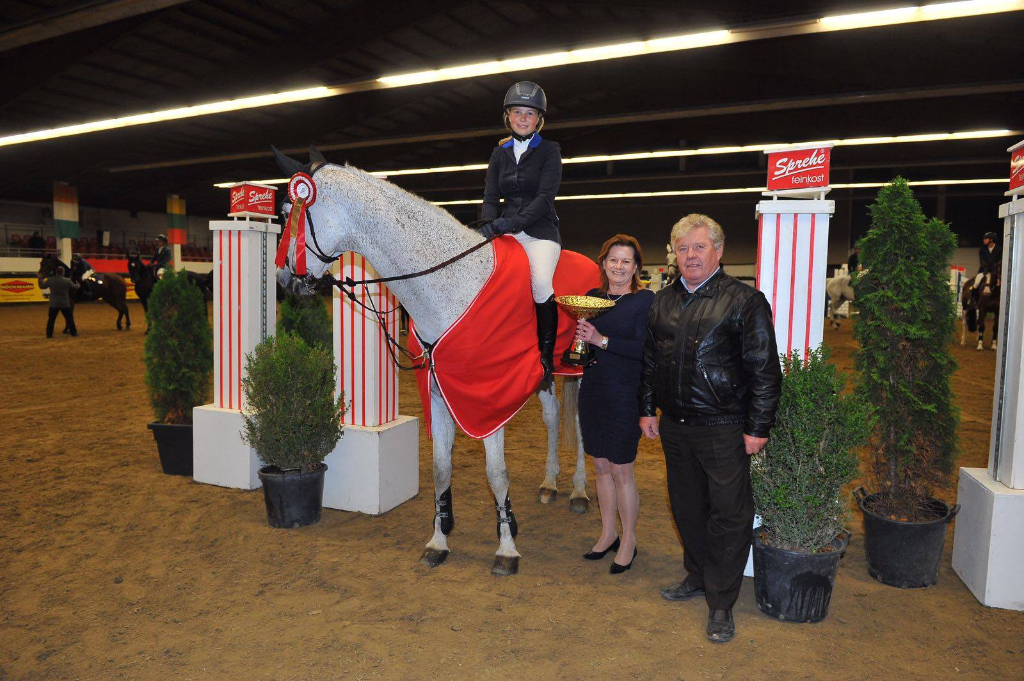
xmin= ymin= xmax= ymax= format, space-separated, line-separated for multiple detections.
xmin=582 ymin=537 xmax=620 ymax=561
xmin=610 ymin=547 xmax=638 ymax=574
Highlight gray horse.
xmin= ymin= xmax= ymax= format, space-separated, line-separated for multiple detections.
xmin=825 ymin=274 xmax=855 ymax=329
xmin=273 ymin=149 xmax=589 ymax=576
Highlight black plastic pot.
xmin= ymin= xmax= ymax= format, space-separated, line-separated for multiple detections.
xmin=258 ymin=463 xmax=327 ymax=528
xmin=147 ymin=422 xmax=193 ymax=476
xmin=855 ymin=487 xmax=960 ymax=588
xmin=753 ymin=530 xmax=850 ymax=623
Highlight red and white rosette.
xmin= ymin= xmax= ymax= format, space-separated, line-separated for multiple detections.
xmin=275 ymin=172 xmax=317 ymax=275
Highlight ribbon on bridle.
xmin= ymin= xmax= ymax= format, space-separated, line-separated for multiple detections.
xmin=275 ymin=172 xmax=317 ymax=275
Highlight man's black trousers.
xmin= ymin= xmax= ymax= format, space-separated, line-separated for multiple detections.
xmin=660 ymin=418 xmax=753 ymax=610
xmin=46 ymin=307 xmax=76 ymax=337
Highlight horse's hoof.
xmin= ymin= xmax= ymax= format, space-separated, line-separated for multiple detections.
xmin=537 ymin=488 xmax=557 ymax=504
xmin=419 ymin=548 xmax=449 ymax=568
xmin=569 ymin=497 xmax=589 ymax=515
xmin=491 ymin=555 xmax=519 ymax=576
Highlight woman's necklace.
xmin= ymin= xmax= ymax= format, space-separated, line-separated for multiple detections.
xmin=605 ymin=290 xmax=628 ymax=301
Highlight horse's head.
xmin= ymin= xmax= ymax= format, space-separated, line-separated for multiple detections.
xmin=272 ymin=145 xmax=350 ymax=293
xmin=126 ymin=252 xmax=142 ymax=281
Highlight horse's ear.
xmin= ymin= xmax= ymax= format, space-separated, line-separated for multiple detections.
xmin=271 ymin=145 xmax=304 ymax=176
xmin=309 ymin=145 xmax=327 ymax=164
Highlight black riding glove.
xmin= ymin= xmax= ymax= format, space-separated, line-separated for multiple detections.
xmin=480 ymin=217 xmax=514 ymax=239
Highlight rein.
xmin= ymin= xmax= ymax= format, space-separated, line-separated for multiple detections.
xmin=318 ymin=227 xmax=497 ymax=371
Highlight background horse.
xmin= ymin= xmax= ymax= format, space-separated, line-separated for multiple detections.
xmin=961 ymin=265 xmax=1000 ymax=350
xmin=39 ymin=255 xmax=130 ymax=330
xmin=274 ymin=149 xmax=590 ymax=575
xmin=825 ymin=274 xmax=855 ymax=329
xmin=128 ymin=252 xmax=214 ymax=331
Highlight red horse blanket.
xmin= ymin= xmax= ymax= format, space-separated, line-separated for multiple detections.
xmin=409 ymin=236 xmax=599 ymax=439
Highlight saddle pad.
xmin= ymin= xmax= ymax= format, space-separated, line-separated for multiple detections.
xmin=408 ymin=236 xmax=599 ymax=439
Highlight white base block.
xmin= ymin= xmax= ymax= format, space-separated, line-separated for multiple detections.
xmin=192 ymin=405 xmax=263 ymax=490
xmin=323 ymin=415 xmax=419 ymax=515
xmin=952 ymin=467 xmax=1024 ymax=610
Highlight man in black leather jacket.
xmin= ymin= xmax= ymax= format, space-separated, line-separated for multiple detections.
xmin=639 ymin=213 xmax=781 ymax=644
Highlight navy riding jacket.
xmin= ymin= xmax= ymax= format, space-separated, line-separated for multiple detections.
xmin=481 ymin=134 xmax=562 ymax=244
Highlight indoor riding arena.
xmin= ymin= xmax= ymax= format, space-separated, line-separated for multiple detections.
xmin=2 ymin=2 xmax=1024 ymax=679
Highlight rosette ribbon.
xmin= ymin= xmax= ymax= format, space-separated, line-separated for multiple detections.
xmin=275 ymin=172 xmax=317 ymax=275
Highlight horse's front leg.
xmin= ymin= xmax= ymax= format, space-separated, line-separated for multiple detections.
xmin=420 ymin=386 xmax=456 ymax=568
xmin=484 ymin=428 xmax=520 ymax=576
xmin=537 ymin=383 xmax=560 ymax=503
xmin=977 ymin=312 xmax=986 ymax=351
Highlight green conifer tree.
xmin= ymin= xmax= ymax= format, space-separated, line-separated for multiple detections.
xmin=853 ymin=177 xmax=959 ymax=516
xmin=144 ymin=269 xmax=213 ymax=424
xmin=278 ymin=291 xmax=332 ymax=354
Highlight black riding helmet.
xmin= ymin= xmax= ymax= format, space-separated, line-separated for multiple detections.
xmin=71 ymin=252 xmax=81 ymax=261
xmin=502 ymin=81 xmax=547 ymax=138
xmin=984 ymin=231 xmax=998 ymax=241
xmin=156 ymin=233 xmax=167 ymax=242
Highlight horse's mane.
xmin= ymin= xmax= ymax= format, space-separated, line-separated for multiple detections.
xmin=328 ymin=163 xmax=474 ymax=235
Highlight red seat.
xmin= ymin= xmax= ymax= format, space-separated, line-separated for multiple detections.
xmin=10 ymin=234 xmax=22 ymax=246
xmin=46 ymin=236 xmax=56 ymax=248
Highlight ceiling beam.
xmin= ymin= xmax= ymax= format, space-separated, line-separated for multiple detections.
xmin=107 ymin=80 xmax=1024 ymax=173
xmin=0 ymin=0 xmax=192 ymax=52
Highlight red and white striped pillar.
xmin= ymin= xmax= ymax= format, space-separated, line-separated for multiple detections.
xmin=755 ymin=144 xmax=835 ymax=360
xmin=332 ymin=253 xmax=400 ymax=427
xmin=210 ymin=220 xmax=281 ymax=411
xmin=324 ymin=254 xmax=418 ymax=515
xmin=755 ymin=202 xmax=833 ymax=359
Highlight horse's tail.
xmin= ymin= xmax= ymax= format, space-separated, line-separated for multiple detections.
xmin=558 ymin=376 xmax=581 ymax=454
xmin=966 ymin=307 xmax=977 ymax=332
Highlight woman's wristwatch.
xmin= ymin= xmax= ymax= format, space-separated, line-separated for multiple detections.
xmin=600 ymin=336 xmax=609 ymax=350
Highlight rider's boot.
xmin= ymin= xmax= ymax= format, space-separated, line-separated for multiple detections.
xmin=535 ymin=295 xmax=558 ymax=391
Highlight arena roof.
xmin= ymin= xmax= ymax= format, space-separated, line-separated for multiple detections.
xmin=0 ymin=0 xmax=1020 ymax=220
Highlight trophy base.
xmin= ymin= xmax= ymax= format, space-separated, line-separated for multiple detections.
xmin=562 ymin=348 xmax=596 ymax=368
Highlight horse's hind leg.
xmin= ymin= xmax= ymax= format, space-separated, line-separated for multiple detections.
xmin=561 ymin=377 xmax=590 ymax=514
xmin=977 ymin=313 xmax=985 ymax=351
xmin=484 ymin=429 xmax=520 ymax=576
xmin=420 ymin=386 xmax=456 ymax=568
xmin=537 ymin=383 xmax=560 ymax=503
xmin=992 ymin=307 xmax=999 ymax=350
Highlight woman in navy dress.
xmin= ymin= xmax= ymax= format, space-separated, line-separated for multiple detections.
xmin=575 ymin=234 xmax=654 ymax=573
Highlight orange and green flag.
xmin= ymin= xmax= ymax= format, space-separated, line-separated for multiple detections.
xmin=167 ymin=195 xmax=187 ymax=244
xmin=53 ymin=182 xmax=79 ymax=239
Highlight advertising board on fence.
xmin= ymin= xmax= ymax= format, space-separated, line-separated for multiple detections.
xmin=0 ymin=276 xmax=139 ymax=303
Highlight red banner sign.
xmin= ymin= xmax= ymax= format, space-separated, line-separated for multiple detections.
xmin=228 ymin=183 xmax=277 ymax=217
xmin=1010 ymin=147 xmax=1024 ymax=193
xmin=766 ymin=146 xmax=831 ymax=192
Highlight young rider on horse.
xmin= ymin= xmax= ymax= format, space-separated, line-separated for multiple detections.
xmin=150 ymin=234 xmax=172 ymax=279
xmin=70 ymin=253 xmax=95 ymax=298
xmin=973 ymin=230 xmax=1001 ymax=301
xmin=479 ymin=81 xmax=562 ymax=387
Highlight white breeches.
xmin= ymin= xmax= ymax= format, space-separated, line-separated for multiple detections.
xmin=513 ymin=232 xmax=560 ymax=303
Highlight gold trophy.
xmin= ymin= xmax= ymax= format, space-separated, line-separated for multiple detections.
xmin=555 ymin=295 xmax=616 ymax=367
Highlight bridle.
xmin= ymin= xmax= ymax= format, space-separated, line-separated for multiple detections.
xmin=279 ymin=164 xmax=498 ymax=370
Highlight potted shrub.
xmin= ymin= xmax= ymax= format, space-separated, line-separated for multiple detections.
xmin=752 ymin=346 xmax=872 ymax=623
xmin=278 ymin=290 xmax=332 ymax=353
xmin=241 ymin=334 xmax=345 ymax=528
xmin=144 ymin=269 xmax=213 ymax=475
xmin=853 ymin=177 xmax=961 ymax=588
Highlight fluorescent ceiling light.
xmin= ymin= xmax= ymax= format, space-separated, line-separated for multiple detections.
xmin=5 ymin=2 xmax=1023 ymax=149
xmin=377 ymin=30 xmax=732 ymax=87
xmin=820 ymin=1 xmax=1020 ymax=28
xmin=212 ymin=129 xmax=1015 ymax=187
xmin=430 ymin=178 xmax=1007 ymax=205
xmin=0 ymin=87 xmax=336 ymax=148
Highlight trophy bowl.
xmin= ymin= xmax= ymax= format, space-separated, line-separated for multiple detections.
xmin=555 ymin=295 xmax=616 ymax=367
